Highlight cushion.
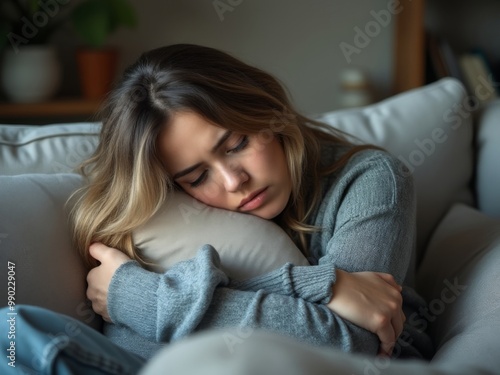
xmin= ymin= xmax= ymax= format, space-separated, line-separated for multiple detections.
xmin=475 ymin=98 xmax=500 ymax=218
xmin=0 ymin=122 xmax=100 ymax=175
xmin=315 ymin=77 xmax=474 ymax=265
xmin=416 ymin=203 xmax=500 ymax=374
xmin=133 ymin=190 xmax=309 ymax=280
xmin=0 ymin=173 xmax=102 ymax=330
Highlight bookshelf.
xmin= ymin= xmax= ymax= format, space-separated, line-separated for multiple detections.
xmin=0 ymin=98 xmax=102 ymax=124
xmin=394 ymin=0 xmax=500 ymax=99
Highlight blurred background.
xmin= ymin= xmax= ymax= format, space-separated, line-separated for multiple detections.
xmin=0 ymin=0 xmax=498 ymax=124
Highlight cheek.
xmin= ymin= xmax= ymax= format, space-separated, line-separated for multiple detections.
xmin=188 ymin=181 xmax=224 ymax=206
xmin=253 ymin=141 xmax=286 ymax=174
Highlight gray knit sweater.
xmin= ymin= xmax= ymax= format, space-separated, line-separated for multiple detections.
xmin=105 ymin=144 xmax=434 ymax=361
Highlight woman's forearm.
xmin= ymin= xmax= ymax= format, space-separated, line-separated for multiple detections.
xmin=228 ymin=262 xmax=336 ymax=303
xmin=107 ymin=244 xmax=378 ymax=355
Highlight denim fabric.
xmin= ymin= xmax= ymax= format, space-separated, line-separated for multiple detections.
xmin=0 ymin=305 xmax=145 ymax=375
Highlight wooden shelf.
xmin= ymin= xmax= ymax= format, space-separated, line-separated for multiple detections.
xmin=0 ymin=98 xmax=103 ymax=119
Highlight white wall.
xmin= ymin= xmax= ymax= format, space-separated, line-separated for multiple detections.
xmin=62 ymin=0 xmax=398 ymax=115
xmin=11 ymin=1 xmax=499 ymax=117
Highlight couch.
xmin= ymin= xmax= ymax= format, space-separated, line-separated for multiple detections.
xmin=1 ymin=78 xmax=499 ymax=374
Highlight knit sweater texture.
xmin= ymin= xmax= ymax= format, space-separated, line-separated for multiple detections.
xmin=104 ymin=143 xmax=434 ymax=360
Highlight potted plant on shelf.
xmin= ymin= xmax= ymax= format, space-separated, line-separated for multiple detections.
xmin=0 ymin=0 xmax=68 ymax=103
xmin=71 ymin=0 xmax=138 ymax=100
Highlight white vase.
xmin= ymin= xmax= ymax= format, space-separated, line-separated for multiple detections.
xmin=1 ymin=45 xmax=62 ymax=103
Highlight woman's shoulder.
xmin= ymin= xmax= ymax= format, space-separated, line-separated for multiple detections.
xmin=321 ymin=142 xmax=411 ymax=180
xmin=319 ymin=143 xmax=415 ymax=210
xmin=349 ymin=148 xmax=410 ymax=178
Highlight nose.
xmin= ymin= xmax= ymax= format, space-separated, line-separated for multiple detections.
xmin=218 ymin=162 xmax=248 ymax=192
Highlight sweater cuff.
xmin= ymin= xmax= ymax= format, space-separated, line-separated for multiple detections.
xmin=290 ymin=264 xmax=336 ymax=304
xmin=107 ymin=260 xmax=160 ymax=336
xmin=229 ymin=264 xmax=295 ymax=295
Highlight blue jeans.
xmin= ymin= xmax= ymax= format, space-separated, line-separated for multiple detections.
xmin=0 ymin=305 xmax=145 ymax=375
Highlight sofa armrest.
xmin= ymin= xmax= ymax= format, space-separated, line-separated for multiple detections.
xmin=416 ymin=203 xmax=500 ymax=374
xmin=0 ymin=174 xmax=102 ymax=331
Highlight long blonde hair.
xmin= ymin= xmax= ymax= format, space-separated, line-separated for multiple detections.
xmin=70 ymin=44 xmax=376 ymax=268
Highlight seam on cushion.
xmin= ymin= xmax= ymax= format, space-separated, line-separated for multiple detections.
xmin=0 ymin=132 xmax=100 ymax=147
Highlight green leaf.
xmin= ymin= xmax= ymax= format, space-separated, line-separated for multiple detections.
xmin=72 ymin=0 xmax=111 ymax=48
xmin=108 ymin=0 xmax=138 ymax=32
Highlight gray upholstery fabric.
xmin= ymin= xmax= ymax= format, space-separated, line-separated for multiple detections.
xmin=0 ymin=122 xmax=100 ymax=175
xmin=0 ymin=174 xmax=102 ymax=331
xmin=139 ymin=329 xmax=490 ymax=375
xmin=417 ymin=203 xmax=500 ymax=374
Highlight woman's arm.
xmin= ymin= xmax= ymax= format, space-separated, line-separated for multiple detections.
xmin=104 ymin=244 xmax=379 ymax=354
xmin=227 ymin=151 xmax=415 ymax=296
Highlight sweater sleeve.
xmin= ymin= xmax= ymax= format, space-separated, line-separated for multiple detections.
xmin=226 ymin=151 xmax=416 ymax=301
xmin=227 ymin=262 xmax=337 ymax=303
xmin=108 ymin=244 xmax=378 ymax=354
xmin=315 ymin=152 xmax=416 ymax=285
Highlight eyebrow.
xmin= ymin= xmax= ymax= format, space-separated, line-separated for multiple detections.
xmin=172 ymin=130 xmax=233 ymax=180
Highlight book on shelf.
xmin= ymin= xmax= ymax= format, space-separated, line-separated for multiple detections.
xmin=426 ymin=33 xmax=466 ymax=82
xmin=425 ymin=31 xmax=498 ymax=107
xmin=426 ymin=33 xmax=449 ymax=80
xmin=459 ymin=51 xmax=498 ymax=107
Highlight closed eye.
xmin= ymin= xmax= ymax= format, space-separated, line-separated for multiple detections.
xmin=227 ymin=135 xmax=249 ymax=154
xmin=189 ymin=170 xmax=208 ymax=188
xmin=188 ymin=135 xmax=249 ymax=188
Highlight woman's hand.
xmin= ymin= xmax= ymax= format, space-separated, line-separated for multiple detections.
xmin=86 ymin=242 xmax=131 ymax=322
xmin=327 ymin=270 xmax=405 ymax=357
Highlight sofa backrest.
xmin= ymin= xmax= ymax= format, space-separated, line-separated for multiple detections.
xmin=0 ymin=122 xmax=101 ymax=175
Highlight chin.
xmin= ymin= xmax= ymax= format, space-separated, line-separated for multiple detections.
xmin=257 ymin=202 xmax=287 ymax=220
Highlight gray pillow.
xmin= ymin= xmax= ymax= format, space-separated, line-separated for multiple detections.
xmin=416 ymin=203 xmax=500 ymax=374
xmin=133 ymin=190 xmax=309 ymax=280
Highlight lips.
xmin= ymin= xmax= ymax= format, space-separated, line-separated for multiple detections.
xmin=238 ymin=187 xmax=267 ymax=208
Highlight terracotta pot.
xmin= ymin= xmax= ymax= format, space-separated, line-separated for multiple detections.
xmin=76 ymin=48 xmax=118 ymax=100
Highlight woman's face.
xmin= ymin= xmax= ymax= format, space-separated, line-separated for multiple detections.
xmin=157 ymin=111 xmax=292 ymax=219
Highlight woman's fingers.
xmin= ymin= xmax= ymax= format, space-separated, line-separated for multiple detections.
xmin=378 ymin=308 xmax=407 ymax=357
xmin=375 ymin=272 xmax=405 ymax=356
xmin=374 ymin=314 xmax=397 ymax=356
xmin=376 ymin=272 xmax=402 ymax=291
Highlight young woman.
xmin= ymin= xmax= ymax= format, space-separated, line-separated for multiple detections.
xmin=0 ymin=44 xmax=433 ymax=374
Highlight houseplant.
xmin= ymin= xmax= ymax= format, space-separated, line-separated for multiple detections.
xmin=0 ymin=0 xmax=68 ymax=102
xmin=71 ymin=0 xmax=138 ymax=100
